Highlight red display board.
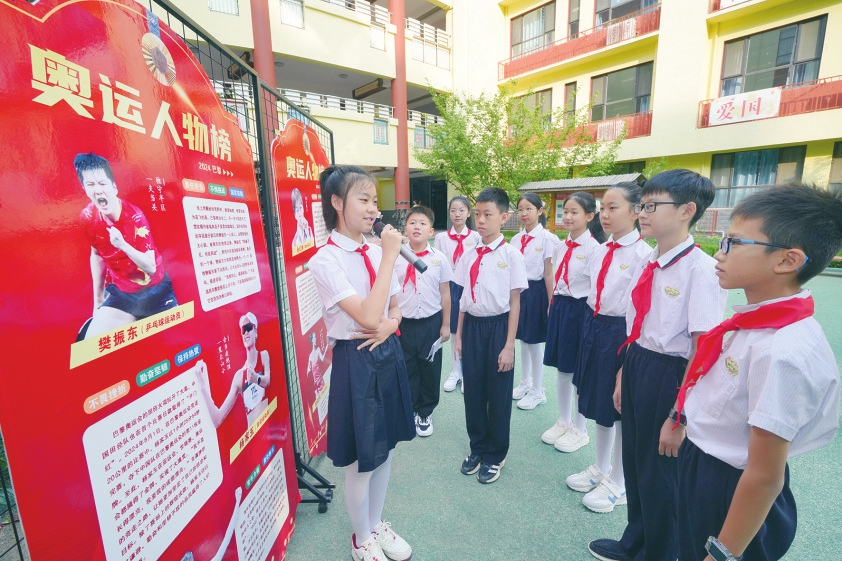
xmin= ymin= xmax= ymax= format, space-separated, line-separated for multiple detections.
xmin=0 ymin=1 xmax=299 ymax=559
xmin=271 ymin=120 xmax=332 ymax=457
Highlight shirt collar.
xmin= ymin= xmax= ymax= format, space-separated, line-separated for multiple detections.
xmin=732 ymin=289 xmax=811 ymax=314
xmin=329 ymin=229 xmax=366 ymax=251
xmin=571 ymin=230 xmax=593 ymax=244
xmin=609 ymin=229 xmax=642 ymax=246
xmin=653 ymin=234 xmax=694 ymax=267
xmin=478 ymin=234 xmax=505 ymax=251
xmin=449 ymin=226 xmax=470 ymax=236
xmin=521 ymin=223 xmax=544 ymax=237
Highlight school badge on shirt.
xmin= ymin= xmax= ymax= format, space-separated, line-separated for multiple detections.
xmin=576 ymin=255 xmax=586 ymax=260
xmin=724 ymin=356 xmax=739 ymax=376
xmin=619 ymin=264 xmax=629 ymax=270
xmin=497 ymin=261 xmax=509 ymax=269
xmin=664 ymin=286 xmax=680 ymax=297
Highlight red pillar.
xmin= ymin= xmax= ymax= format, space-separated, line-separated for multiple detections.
xmin=250 ymin=0 xmax=276 ymax=89
xmin=389 ymin=0 xmax=410 ymax=211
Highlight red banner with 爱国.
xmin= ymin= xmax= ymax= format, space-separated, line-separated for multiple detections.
xmin=271 ymin=119 xmax=332 ymax=457
xmin=0 ymin=0 xmax=299 ymax=559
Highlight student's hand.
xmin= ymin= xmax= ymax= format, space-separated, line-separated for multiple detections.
xmin=498 ymin=344 xmax=515 ymax=372
xmin=379 ymin=224 xmax=403 ymax=261
xmin=613 ymin=368 xmax=623 ymax=413
xmin=354 ymin=317 xmax=398 ymax=351
xmin=107 ymin=226 xmax=128 ymax=251
xmin=439 ymin=326 xmax=450 ymax=343
xmin=194 ymin=360 xmax=209 ymax=388
xmin=658 ymin=417 xmax=685 ymax=457
xmin=453 ymin=334 xmax=462 ymax=359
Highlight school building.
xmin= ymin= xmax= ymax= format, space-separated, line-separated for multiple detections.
xmin=170 ymin=0 xmax=842 ymax=232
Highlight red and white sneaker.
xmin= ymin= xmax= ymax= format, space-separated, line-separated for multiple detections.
xmin=352 ymin=534 xmax=387 ymax=561
xmin=373 ymin=520 xmax=412 ymax=560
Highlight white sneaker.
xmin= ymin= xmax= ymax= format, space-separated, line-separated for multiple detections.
xmin=416 ymin=415 xmax=433 ymax=437
xmin=373 ymin=520 xmax=412 ymax=561
xmin=554 ymin=425 xmax=589 ymax=453
xmin=566 ymin=464 xmax=607 ymax=492
xmin=583 ymin=478 xmax=627 ymax=513
xmin=516 ymin=388 xmax=547 ymax=410
xmin=512 ymin=379 xmax=532 ymax=400
xmin=352 ymin=534 xmax=387 ymax=561
xmin=443 ymin=371 xmax=461 ymax=392
xmin=541 ymin=419 xmax=569 ymax=444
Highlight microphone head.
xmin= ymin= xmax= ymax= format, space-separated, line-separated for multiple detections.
xmin=372 ymin=221 xmax=386 ymax=236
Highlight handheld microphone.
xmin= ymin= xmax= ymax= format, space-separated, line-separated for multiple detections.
xmin=373 ymin=222 xmax=428 ymax=273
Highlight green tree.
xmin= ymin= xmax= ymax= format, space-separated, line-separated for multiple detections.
xmin=414 ymin=84 xmax=622 ymax=202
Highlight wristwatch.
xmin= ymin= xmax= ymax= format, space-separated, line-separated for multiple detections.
xmin=706 ymin=536 xmax=740 ymax=561
xmin=668 ymin=407 xmax=687 ymax=427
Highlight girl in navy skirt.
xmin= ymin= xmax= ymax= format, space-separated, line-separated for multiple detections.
xmin=309 ymin=166 xmax=415 ymax=561
xmin=567 ymin=182 xmax=651 ymax=514
xmin=434 ymin=195 xmax=480 ymax=394
xmin=510 ymin=193 xmax=555 ymax=410
xmin=541 ymin=192 xmax=602 ymax=452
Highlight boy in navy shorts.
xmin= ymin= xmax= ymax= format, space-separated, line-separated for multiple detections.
xmin=675 ymin=185 xmax=842 ymax=561
xmin=393 ymin=205 xmax=452 ymax=437
xmin=453 ymin=187 xmax=528 ymax=484
xmin=589 ymin=170 xmax=727 ymax=561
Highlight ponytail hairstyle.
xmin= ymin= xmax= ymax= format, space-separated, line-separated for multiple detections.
xmin=605 ymin=180 xmax=643 ymax=233
xmin=518 ymin=192 xmax=547 ymax=227
xmin=319 ymin=165 xmax=377 ymax=231
xmin=448 ymin=194 xmax=475 ymax=230
xmin=565 ymin=191 xmax=605 ymax=243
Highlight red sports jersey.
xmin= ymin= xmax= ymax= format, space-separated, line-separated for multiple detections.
xmin=82 ymin=199 xmax=165 ymax=293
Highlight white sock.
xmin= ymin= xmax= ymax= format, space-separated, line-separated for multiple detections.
xmin=345 ymin=462 xmax=374 ymax=543
xmin=528 ymin=344 xmax=544 ymax=391
xmin=611 ymin=421 xmax=625 ymax=489
xmin=367 ymin=451 xmax=393 ymax=531
xmin=574 ymin=411 xmax=588 ymax=433
xmin=556 ymin=371 xmax=574 ymax=422
xmin=594 ymin=424 xmax=616 ymax=476
xmin=518 ymin=341 xmax=533 ymax=386
xmin=452 ymin=347 xmax=462 ymax=376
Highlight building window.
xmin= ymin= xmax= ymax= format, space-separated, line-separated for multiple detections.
xmin=595 ymin=0 xmax=658 ymax=27
xmin=569 ymin=0 xmax=580 ymax=37
xmin=564 ymin=81 xmax=577 ymax=121
xmin=829 ymin=141 xmax=842 ymax=194
xmin=511 ymin=2 xmax=555 ymax=58
xmin=591 ymin=61 xmax=653 ymax=121
xmin=615 ymin=161 xmax=646 ymax=174
xmin=523 ymin=89 xmax=553 ymax=123
xmin=208 ymin=0 xmax=239 ymax=16
xmin=280 ymin=0 xmax=303 ymax=27
xmin=720 ymin=16 xmax=826 ymax=97
xmin=710 ymin=145 xmax=806 ymax=207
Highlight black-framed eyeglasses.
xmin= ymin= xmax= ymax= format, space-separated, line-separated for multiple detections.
xmin=242 ymin=323 xmax=255 ymax=334
xmin=633 ymin=201 xmax=685 ymax=214
xmin=718 ymin=237 xmax=791 ymax=254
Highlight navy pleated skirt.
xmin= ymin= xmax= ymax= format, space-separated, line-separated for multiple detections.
xmin=516 ymin=278 xmax=549 ymax=344
xmin=327 ymin=334 xmax=415 ymax=472
xmin=574 ymin=312 xmax=626 ymax=427
xmin=543 ymin=294 xmax=589 ymax=373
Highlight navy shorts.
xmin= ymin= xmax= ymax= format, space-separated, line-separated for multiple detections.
xmin=101 ymin=273 xmax=178 ymax=319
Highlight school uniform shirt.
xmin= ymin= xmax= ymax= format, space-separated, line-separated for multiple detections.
xmin=393 ymin=244 xmax=452 ymax=319
xmin=625 ymin=235 xmax=727 ymax=359
xmin=434 ymin=227 xmax=482 ymax=273
xmin=454 ymin=235 xmax=528 ymax=317
xmin=310 ymin=229 xmax=401 ymax=342
xmin=586 ymin=230 xmax=652 ymax=317
xmin=510 ymin=224 xmax=555 ymax=281
xmin=552 ymin=230 xmax=600 ymax=298
xmin=685 ymin=291 xmax=840 ymax=470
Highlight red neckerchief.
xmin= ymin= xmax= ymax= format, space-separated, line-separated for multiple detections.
xmin=594 ymin=236 xmax=643 ymax=315
xmin=328 ymin=237 xmax=376 ymax=288
xmin=402 ymin=249 xmax=430 ymax=291
xmin=447 ymin=228 xmax=471 ymax=264
xmin=554 ymin=237 xmax=581 ymax=291
xmin=674 ymin=295 xmax=815 ymax=421
xmin=469 ymin=240 xmax=506 ymax=302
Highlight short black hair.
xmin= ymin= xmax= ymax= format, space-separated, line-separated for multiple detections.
xmin=731 ymin=184 xmax=842 ymax=283
xmin=406 ymin=205 xmax=434 ymax=224
xmin=475 ymin=186 xmax=510 ymax=214
xmin=74 ymin=152 xmax=114 ymax=184
xmin=319 ymin=165 xmax=376 ymax=230
xmin=642 ymin=169 xmax=714 ymax=226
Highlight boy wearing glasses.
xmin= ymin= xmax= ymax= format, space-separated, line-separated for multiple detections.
xmin=589 ymin=169 xmax=727 ymax=561
xmin=675 ymin=185 xmax=841 ymax=561
xmin=195 ymin=311 xmax=272 ymax=428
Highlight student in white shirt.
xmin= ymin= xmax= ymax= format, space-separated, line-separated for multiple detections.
xmin=676 ymin=185 xmax=842 ymax=561
xmin=434 ymin=195 xmax=480 ymax=393
xmin=309 ymin=166 xmax=414 ymax=561
xmin=510 ymin=193 xmax=555 ymax=411
xmin=541 ymin=192 xmax=602 ymax=453
xmin=393 ymin=205 xmax=452 ymax=437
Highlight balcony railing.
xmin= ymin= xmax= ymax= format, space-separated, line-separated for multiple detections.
xmin=406 ymin=17 xmax=451 ymax=69
xmin=585 ymin=110 xmax=653 ymax=142
xmin=709 ymin=0 xmax=752 ymax=12
xmin=499 ymin=4 xmax=660 ymax=80
xmin=408 ymin=110 xmax=444 ymax=126
xmin=322 ymin=0 xmax=390 ymax=26
xmin=697 ymin=75 xmax=842 ymax=128
xmin=278 ymin=88 xmax=395 ymax=119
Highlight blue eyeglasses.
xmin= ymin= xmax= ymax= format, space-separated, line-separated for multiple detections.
xmin=719 ymin=237 xmax=811 ymax=270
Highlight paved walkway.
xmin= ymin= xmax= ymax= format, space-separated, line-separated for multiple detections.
xmin=286 ymin=274 xmax=842 ymax=560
